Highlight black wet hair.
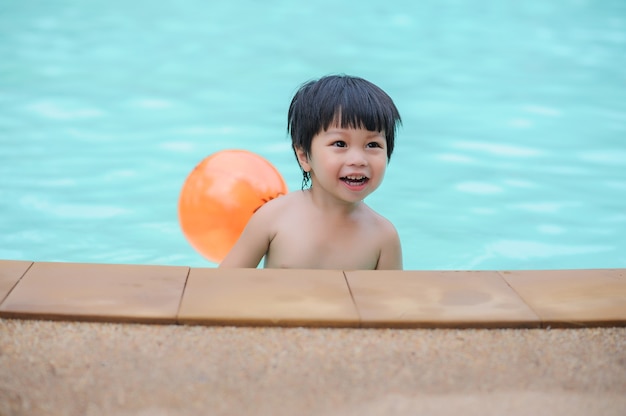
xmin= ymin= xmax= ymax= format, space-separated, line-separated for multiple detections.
xmin=287 ymin=74 xmax=402 ymax=189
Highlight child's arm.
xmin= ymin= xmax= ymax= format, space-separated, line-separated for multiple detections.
xmin=218 ymin=204 xmax=274 ymax=268
xmin=376 ymin=222 xmax=403 ymax=270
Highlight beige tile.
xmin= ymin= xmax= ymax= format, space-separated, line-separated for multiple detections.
xmin=345 ymin=270 xmax=540 ymax=328
xmin=0 ymin=262 xmax=189 ymax=324
xmin=178 ymin=268 xmax=359 ymax=327
xmin=0 ymin=260 xmax=33 ymax=305
xmin=499 ymin=269 xmax=626 ymax=327
xmin=613 ymin=269 xmax=626 ymax=280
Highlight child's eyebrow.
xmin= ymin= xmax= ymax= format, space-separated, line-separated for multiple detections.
xmin=324 ymin=128 xmax=384 ymax=136
xmin=323 ymin=128 xmax=349 ymax=136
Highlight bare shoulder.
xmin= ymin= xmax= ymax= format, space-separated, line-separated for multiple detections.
xmin=219 ymin=192 xmax=304 ymax=268
xmin=360 ymin=204 xmax=399 ymax=238
xmin=360 ymin=204 xmax=403 ymax=270
xmin=248 ymin=191 xmax=307 ymax=231
xmin=253 ymin=190 xmax=304 ymax=217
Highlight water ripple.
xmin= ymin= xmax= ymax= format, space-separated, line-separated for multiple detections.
xmin=578 ymin=150 xmax=626 ymax=165
xmin=456 ymin=182 xmax=503 ymax=194
xmin=26 ymin=101 xmax=105 ymax=120
xmin=452 ymin=141 xmax=544 ymax=157
xmin=19 ymin=195 xmax=130 ymax=219
xmin=487 ymin=240 xmax=614 ymax=260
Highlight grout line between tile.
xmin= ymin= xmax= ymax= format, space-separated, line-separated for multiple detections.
xmin=496 ymin=270 xmax=544 ymax=327
xmin=0 ymin=261 xmax=35 ymax=308
xmin=341 ymin=271 xmax=362 ymax=327
xmin=175 ymin=267 xmax=192 ymax=325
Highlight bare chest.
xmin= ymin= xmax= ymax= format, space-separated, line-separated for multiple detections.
xmin=265 ymin=218 xmax=381 ymax=270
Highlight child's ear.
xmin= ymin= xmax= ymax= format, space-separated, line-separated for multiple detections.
xmin=294 ymin=146 xmax=311 ymax=173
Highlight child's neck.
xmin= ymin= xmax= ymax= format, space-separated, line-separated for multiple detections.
xmin=304 ymin=187 xmax=363 ymax=217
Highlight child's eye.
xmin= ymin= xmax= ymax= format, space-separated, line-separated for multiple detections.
xmin=367 ymin=142 xmax=383 ymax=148
xmin=332 ymin=141 xmax=347 ymax=147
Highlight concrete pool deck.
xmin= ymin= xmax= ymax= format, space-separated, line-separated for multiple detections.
xmin=1 ymin=260 xmax=625 ymax=415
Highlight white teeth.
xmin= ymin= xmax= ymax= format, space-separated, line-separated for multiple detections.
xmin=344 ymin=175 xmax=366 ymax=180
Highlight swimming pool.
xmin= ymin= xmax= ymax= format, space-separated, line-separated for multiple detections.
xmin=1 ymin=0 xmax=625 ymax=270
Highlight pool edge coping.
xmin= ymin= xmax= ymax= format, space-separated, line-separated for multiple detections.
xmin=0 ymin=260 xmax=624 ymax=329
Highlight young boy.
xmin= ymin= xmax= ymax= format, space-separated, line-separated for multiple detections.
xmin=219 ymin=74 xmax=403 ymax=269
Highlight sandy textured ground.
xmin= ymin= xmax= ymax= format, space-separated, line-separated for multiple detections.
xmin=1 ymin=318 xmax=625 ymax=416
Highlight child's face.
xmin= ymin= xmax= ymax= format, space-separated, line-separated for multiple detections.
xmin=297 ymin=125 xmax=388 ymax=204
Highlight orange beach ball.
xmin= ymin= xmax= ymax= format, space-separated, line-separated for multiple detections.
xmin=178 ymin=150 xmax=287 ymax=263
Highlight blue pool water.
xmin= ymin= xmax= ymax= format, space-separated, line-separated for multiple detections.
xmin=1 ymin=0 xmax=625 ymax=270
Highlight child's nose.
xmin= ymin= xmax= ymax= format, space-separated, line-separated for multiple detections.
xmin=346 ymin=148 xmax=367 ymax=166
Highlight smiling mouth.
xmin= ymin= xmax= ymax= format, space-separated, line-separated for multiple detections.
xmin=340 ymin=175 xmax=369 ymax=186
